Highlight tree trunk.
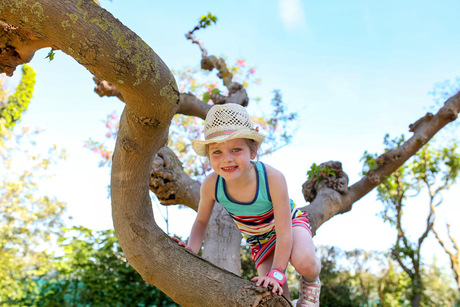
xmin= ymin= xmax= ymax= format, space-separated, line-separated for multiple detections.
xmin=411 ymin=292 xmax=422 ymax=307
xmin=202 ymin=202 xmax=242 ymax=275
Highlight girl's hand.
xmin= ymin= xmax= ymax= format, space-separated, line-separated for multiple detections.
xmin=170 ymin=237 xmax=192 ymax=251
xmin=251 ymin=276 xmax=283 ymax=296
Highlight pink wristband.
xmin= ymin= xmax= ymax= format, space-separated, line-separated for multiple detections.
xmin=266 ymin=269 xmax=286 ymax=286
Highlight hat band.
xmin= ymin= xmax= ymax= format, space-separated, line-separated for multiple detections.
xmin=205 ymin=130 xmax=237 ymax=140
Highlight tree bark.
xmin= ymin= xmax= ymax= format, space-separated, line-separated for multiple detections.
xmin=202 ymin=202 xmax=242 ymax=275
xmin=149 ymin=146 xmax=201 ymax=210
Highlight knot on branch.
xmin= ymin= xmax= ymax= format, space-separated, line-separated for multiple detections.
xmin=211 ymin=82 xmax=249 ymax=107
xmin=149 ymin=147 xmax=181 ymax=205
xmin=201 ymin=55 xmax=233 ymax=86
xmin=249 ymin=285 xmax=292 ymax=306
xmin=364 ymin=148 xmax=405 ymax=185
xmin=201 ymin=55 xmax=216 ymax=71
xmin=0 ymin=21 xmax=54 ymax=76
xmin=440 ymin=93 xmax=460 ymax=121
xmin=302 ymin=161 xmax=349 ymax=203
xmin=0 ymin=45 xmax=22 ymax=77
xmin=365 ymin=170 xmax=382 ymax=185
xmin=409 ymin=112 xmax=433 ymax=132
xmin=93 ymin=77 xmax=124 ymax=101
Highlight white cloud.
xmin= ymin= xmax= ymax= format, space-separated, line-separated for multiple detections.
xmin=278 ymin=0 xmax=307 ymax=30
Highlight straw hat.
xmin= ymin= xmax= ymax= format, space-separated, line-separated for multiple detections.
xmin=191 ymin=103 xmax=265 ymax=156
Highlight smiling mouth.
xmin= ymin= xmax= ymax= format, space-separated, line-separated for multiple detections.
xmin=222 ymin=166 xmax=238 ymax=172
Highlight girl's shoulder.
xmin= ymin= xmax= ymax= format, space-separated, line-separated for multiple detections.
xmin=260 ymin=162 xmax=285 ymax=180
xmin=261 ymin=163 xmax=287 ymax=192
xmin=203 ymin=171 xmax=218 ymax=184
xmin=200 ymin=172 xmax=218 ymax=198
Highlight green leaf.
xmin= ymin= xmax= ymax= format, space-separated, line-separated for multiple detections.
xmin=45 ymin=49 xmax=55 ymax=62
xmin=198 ymin=13 xmax=218 ymax=29
xmin=202 ymin=91 xmax=210 ymax=103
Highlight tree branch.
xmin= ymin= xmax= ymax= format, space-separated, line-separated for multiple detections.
xmin=92 ymin=76 xmax=213 ymax=119
xmin=432 ymin=223 xmax=460 ymax=290
xmin=301 ymin=91 xmax=460 ymax=233
xmin=149 ymin=146 xmax=200 ymax=211
xmin=0 ymin=21 xmax=55 ymax=76
xmin=185 ymin=26 xmax=249 ymax=106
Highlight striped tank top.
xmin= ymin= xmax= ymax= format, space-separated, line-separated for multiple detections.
xmin=215 ymin=162 xmax=301 ymax=246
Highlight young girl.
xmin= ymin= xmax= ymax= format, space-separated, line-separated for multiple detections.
xmin=173 ymin=103 xmax=321 ymax=306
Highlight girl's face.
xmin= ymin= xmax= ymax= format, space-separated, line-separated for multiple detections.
xmin=208 ymin=138 xmax=257 ymax=182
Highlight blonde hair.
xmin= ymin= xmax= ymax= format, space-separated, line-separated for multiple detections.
xmin=205 ymin=138 xmax=260 ymax=161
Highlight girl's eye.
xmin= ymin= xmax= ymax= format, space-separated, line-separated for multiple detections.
xmin=212 ymin=150 xmax=222 ymax=154
xmin=232 ymin=148 xmax=241 ymax=152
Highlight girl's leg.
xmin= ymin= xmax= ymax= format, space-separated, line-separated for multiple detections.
xmin=290 ymin=226 xmax=320 ymax=281
xmin=290 ymin=226 xmax=321 ymax=306
xmin=256 ymin=250 xmax=290 ymax=299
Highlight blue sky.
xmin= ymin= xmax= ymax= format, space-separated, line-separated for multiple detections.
xmin=6 ymin=0 xmax=460 ymax=268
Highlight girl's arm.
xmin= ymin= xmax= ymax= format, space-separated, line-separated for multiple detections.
xmin=184 ymin=173 xmax=217 ymax=253
xmin=252 ymin=165 xmax=293 ymax=295
xmin=267 ymin=166 xmax=293 ymax=273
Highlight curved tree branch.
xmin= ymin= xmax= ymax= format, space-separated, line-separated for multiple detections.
xmin=1 ymin=1 xmax=289 ymax=305
xmin=186 ymin=25 xmax=249 ymax=107
xmin=93 ymin=77 xmax=212 ymax=119
xmin=149 ymin=146 xmax=200 ymax=210
xmin=301 ymin=91 xmax=460 ymax=234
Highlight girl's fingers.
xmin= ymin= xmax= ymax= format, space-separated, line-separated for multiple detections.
xmin=171 ymin=237 xmax=186 ymax=247
xmin=251 ymin=276 xmax=282 ymax=295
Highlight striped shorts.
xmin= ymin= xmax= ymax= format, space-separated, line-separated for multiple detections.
xmin=250 ymin=212 xmax=312 ymax=269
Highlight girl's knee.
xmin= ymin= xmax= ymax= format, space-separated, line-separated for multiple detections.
xmin=292 ymin=255 xmax=321 ymax=280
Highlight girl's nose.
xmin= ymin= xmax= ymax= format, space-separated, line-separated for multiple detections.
xmin=223 ymin=151 xmax=233 ymax=162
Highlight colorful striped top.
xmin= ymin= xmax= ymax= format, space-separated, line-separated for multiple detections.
xmin=215 ymin=162 xmax=301 ymax=246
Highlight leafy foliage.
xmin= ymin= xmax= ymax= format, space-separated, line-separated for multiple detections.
xmin=361 ymin=135 xmax=460 ymax=305
xmin=0 ymin=126 xmax=67 ymax=305
xmin=306 ymin=162 xmax=337 ymax=183
xmin=0 ymin=65 xmax=36 ymax=132
xmin=316 ymin=246 xmax=459 ymax=306
xmin=198 ymin=13 xmax=218 ymax=30
xmin=36 ymin=227 xmax=179 ymax=306
xmin=0 ymin=68 xmax=68 ymax=305
xmin=317 ymin=246 xmax=367 ymax=306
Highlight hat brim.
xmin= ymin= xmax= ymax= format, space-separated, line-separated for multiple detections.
xmin=191 ymin=130 xmax=265 ymax=156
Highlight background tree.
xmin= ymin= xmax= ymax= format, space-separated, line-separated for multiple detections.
xmin=0 ymin=66 xmax=67 ymax=305
xmin=0 ymin=65 xmax=35 ymax=133
xmin=1 ymin=1 xmax=460 ymax=306
xmin=36 ymin=227 xmax=179 ymax=306
xmin=362 ymin=136 xmax=460 ymax=306
xmin=432 ymin=221 xmax=460 ymax=292
xmin=428 ymin=77 xmax=460 ymax=292
xmin=316 ymin=246 xmax=365 ymax=306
